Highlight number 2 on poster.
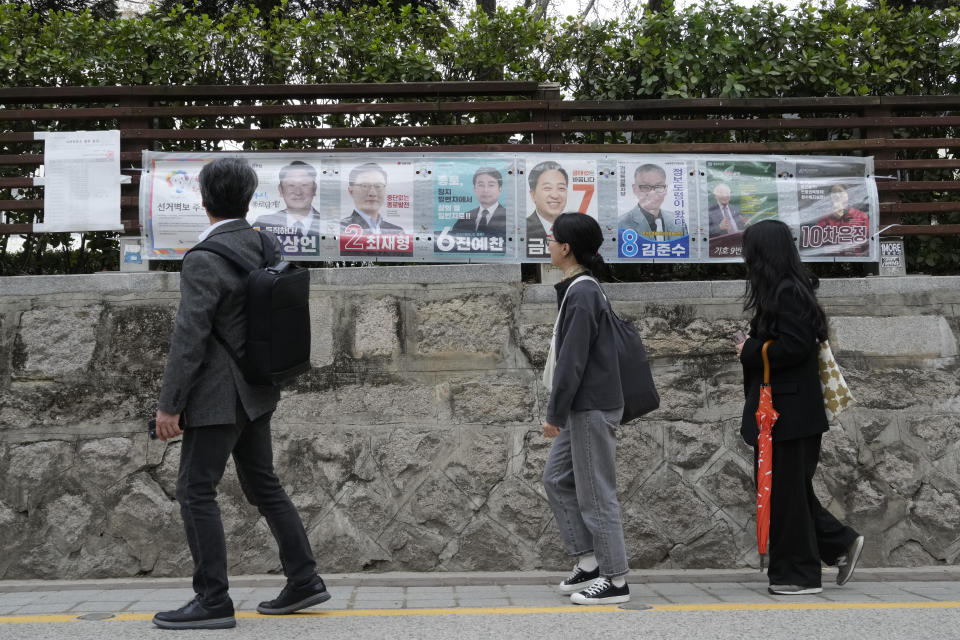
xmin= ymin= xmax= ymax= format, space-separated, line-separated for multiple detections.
xmin=342 ymin=225 xmax=365 ymax=251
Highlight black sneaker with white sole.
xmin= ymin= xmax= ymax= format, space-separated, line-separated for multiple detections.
xmin=570 ymin=577 xmax=630 ymax=605
xmin=768 ymin=584 xmax=823 ymax=595
xmin=836 ymin=535 xmax=864 ymax=586
xmin=558 ymin=565 xmax=601 ymax=594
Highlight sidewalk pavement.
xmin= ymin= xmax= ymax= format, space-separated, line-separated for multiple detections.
xmin=2 ymin=567 xmax=960 ymax=617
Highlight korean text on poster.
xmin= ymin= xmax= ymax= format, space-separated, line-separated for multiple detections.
xmin=337 ymin=160 xmax=415 ymax=258
xmin=616 ymin=160 xmax=690 ymax=259
xmin=795 ymin=161 xmax=871 ymax=258
xmin=39 ymin=130 xmax=124 ymax=233
xmin=432 ymin=160 xmax=511 ymax=257
xmin=704 ymin=160 xmax=778 ymax=259
xmin=249 ymin=159 xmax=334 ymax=258
xmin=147 ymin=159 xmax=208 ymax=254
xmin=523 ymin=156 xmax=598 ymax=259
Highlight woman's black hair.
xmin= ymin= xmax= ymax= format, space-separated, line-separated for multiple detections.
xmin=742 ymin=219 xmax=828 ymax=342
xmin=551 ymin=212 xmax=611 ymax=281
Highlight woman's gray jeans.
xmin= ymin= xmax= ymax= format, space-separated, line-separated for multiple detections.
xmin=542 ymin=407 xmax=629 ymax=578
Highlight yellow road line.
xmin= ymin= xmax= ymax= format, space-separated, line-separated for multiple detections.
xmin=651 ymin=601 xmax=960 ymax=612
xmin=2 ymin=601 xmax=960 ymax=624
xmin=0 ymin=605 xmax=621 ymax=624
xmin=0 ymin=614 xmax=80 ymax=624
xmin=140 ymin=605 xmax=620 ymax=620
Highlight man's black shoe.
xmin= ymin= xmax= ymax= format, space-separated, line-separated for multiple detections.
xmin=257 ymin=577 xmax=331 ymax=615
xmin=153 ymin=596 xmax=236 ymax=630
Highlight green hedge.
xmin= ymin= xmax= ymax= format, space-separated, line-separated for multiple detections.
xmin=1 ymin=0 xmax=957 ymax=275
xmin=3 ymin=1 xmax=957 ymax=94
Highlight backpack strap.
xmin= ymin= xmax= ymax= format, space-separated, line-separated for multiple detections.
xmin=188 ymin=240 xmax=257 ymax=274
xmin=257 ymin=230 xmax=280 ymax=268
xmin=553 ymin=274 xmax=595 ymax=336
xmin=188 ymin=229 xmax=279 ymax=273
xmin=185 ymin=232 xmax=271 ymax=373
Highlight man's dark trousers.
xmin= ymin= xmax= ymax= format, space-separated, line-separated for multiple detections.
xmin=176 ymin=402 xmax=317 ymax=606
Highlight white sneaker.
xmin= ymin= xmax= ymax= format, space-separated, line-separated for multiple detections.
xmin=558 ymin=564 xmax=600 ymax=594
xmin=570 ymin=577 xmax=631 ymax=605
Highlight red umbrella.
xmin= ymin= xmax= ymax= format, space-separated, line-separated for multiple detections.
xmin=755 ymin=339 xmax=778 ymax=564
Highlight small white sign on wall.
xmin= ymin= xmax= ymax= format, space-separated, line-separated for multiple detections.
xmin=119 ymin=237 xmax=149 ymax=272
xmin=879 ymin=237 xmax=906 ymax=277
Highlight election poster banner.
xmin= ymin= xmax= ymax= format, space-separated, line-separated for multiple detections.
xmin=141 ymin=151 xmax=878 ymax=263
xmin=336 ymin=158 xmax=416 ymax=258
xmin=145 ymin=157 xmax=208 ymax=255
xmin=616 ymin=158 xmax=691 ymax=260
xmin=248 ymin=158 xmax=333 ymax=258
xmin=144 ymin=154 xmax=334 ymax=258
xmin=432 ymin=158 xmax=514 ymax=258
xmin=703 ymin=159 xmax=779 ymax=259
xmin=522 ymin=155 xmax=598 ymax=259
xmin=794 ymin=160 xmax=873 ymax=259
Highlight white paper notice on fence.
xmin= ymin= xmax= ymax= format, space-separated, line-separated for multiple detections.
xmin=35 ymin=130 xmax=124 ymax=232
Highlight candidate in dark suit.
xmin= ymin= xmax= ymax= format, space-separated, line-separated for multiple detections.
xmin=253 ymin=160 xmax=325 ymax=235
xmin=340 ymin=209 xmax=405 ymax=234
xmin=708 ymin=183 xmax=747 ymax=237
xmin=339 ymin=161 xmax=405 ymax=234
xmin=617 ymin=163 xmax=688 ymax=238
xmin=736 ymin=220 xmax=862 ymax=596
xmin=254 ymin=207 xmax=328 ymax=236
xmin=454 ymin=202 xmax=506 ymax=235
xmin=153 ymin=158 xmax=328 ymax=630
xmin=451 ymin=167 xmax=507 ymax=238
xmin=526 ymin=160 xmax=568 ymax=257
xmin=526 ymin=210 xmax=549 ymax=251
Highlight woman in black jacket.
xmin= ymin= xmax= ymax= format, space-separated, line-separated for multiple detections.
xmin=541 ymin=213 xmax=630 ymax=606
xmin=737 ymin=220 xmax=864 ymax=595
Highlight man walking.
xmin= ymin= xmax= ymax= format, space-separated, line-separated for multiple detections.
xmin=152 ymin=157 xmax=329 ymax=630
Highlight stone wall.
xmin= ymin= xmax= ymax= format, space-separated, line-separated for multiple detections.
xmin=0 ymin=266 xmax=957 ymax=579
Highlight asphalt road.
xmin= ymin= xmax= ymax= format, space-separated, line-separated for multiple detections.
xmin=4 ymin=606 xmax=960 ymax=640
xmin=4 ymin=568 xmax=960 ymax=640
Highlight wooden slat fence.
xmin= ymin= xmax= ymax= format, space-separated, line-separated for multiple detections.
xmin=1 ymin=82 xmax=957 ymax=238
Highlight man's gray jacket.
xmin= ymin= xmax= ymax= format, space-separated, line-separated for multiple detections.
xmin=617 ymin=205 xmax=688 ymax=235
xmin=158 ymin=219 xmax=281 ymax=426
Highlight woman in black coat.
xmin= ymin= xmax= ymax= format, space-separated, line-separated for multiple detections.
xmin=736 ymin=220 xmax=864 ymax=595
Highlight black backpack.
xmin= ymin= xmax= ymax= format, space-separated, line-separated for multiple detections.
xmin=189 ymin=231 xmax=311 ymax=386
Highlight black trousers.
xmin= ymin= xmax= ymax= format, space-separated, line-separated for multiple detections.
xmin=762 ymin=433 xmax=859 ymax=588
xmin=176 ymin=405 xmax=317 ymax=606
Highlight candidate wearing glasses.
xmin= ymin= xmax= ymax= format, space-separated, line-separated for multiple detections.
xmin=340 ymin=162 xmax=405 ymax=234
xmin=617 ymin=164 xmax=686 ymax=239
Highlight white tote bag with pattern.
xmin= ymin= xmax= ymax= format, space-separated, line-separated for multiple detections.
xmin=819 ymin=340 xmax=855 ymax=422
